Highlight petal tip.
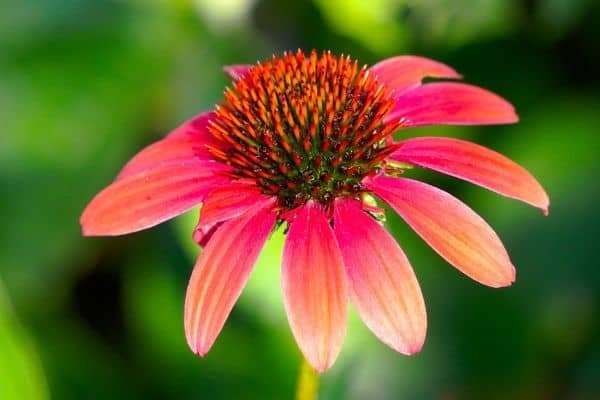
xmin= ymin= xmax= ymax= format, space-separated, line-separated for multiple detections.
xmin=494 ymin=104 xmax=519 ymax=125
xmin=223 ymin=64 xmax=251 ymax=80
xmin=79 ymin=214 xmax=102 ymax=237
xmin=79 ymin=218 xmax=90 ymax=235
xmin=185 ymin=329 xmax=210 ymax=357
xmin=403 ymin=346 xmax=422 ymax=357
xmin=489 ymin=265 xmax=516 ymax=288
xmin=437 ymin=68 xmax=462 ymax=81
xmin=80 ymin=224 xmax=93 ymax=237
xmin=531 ymin=180 xmax=550 ymax=214
xmin=313 ymin=363 xmax=331 ymax=374
xmin=541 ymin=197 xmax=550 ymax=216
xmin=396 ymin=339 xmax=425 ymax=356
xmin=307 ymin=355 xmax=335 ymax=373
xmin=189 ymin=342 xmax=209 ymax=358
xmin=222 ymin=66 xmax=237 ymax=77
xmin=194 ymin=348 xmax=209 ymax=358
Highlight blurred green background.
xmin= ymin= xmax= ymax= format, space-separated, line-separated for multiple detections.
xmin=1 ymin=0 xmax=599 ymax=399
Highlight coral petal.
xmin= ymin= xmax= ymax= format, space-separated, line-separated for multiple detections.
xmin=282 ymin=202 xmax=348 ymax=372
xmin=223 ymin=64 xmax=252 ymax=80
xmin=184 ymin=199 xmax=276 ymax=356
xmin=117 ymin=137 xmax=212 ymax=180
xmin=80 ymin=161 xmax=230 ymax=236
xmin=388 ymin=137 xmax=549 ymax=213
xmin=334 ymin=199 xmax=426 ymax=355
xmin=118 ymin=111 xmax=219 ymax=180
xmin=366 ymin=176 xmax=515 ymax=288
xmin=166 ymin=111 xmax=216 ymax=139
xmin=198 ymin=181 xmax=268 ymax=228
xmin=192 ymin=222 xmax=222 ymax=248
xmin=370 ymin=55 xmax=461 ymax=95
xmin=385 ymin=82 xmax=518 ymax=127
xmin=192 ymin=181 xmax=270 ymax=246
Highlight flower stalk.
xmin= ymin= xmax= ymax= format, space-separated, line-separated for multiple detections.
xmin=296 ymin=357 xmax=320 ymax=400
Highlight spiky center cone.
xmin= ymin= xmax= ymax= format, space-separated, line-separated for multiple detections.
xmin=208 ymin=50 xmax=400 ymax=212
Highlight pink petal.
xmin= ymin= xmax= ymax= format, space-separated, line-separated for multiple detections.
xmin=166 ymin=111 xmax=216 ymax=139
xmin=384 ymin=82 xmax=518 ymax=127
xmin=117 ymin=112 xmax=219 ymax=180
xmin=366 ymin=176 xmax=515 ymax=288
xmin=370 ymin=55 xmax=461 ymax=96
xmin=198 ymin=181 xmax=268 ymax=228
xmin=193 ymin=181 xmax=269 ymax=246
xmin=80 ymin=160 xmax=230 ymax=236
xmin=184 ymin=198 xmax=276 ymax=356
xmin=223 ymin=64 xmax=252 ymax=80
xmin=388 ymin=137 xmax=549 ymax=214
xmin=282 ymin=202 xmax=348 ymax=372
xmin=117 ymin=137 xmax=212 ymax=180
xmin=192 ymin=222 xmax=222 ymax=247
xmin=333 ymin=199 xmax=426 ymax=355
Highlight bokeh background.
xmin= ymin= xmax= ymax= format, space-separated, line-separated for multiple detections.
xmin=1 ymin=0 xmax=599 ymax=399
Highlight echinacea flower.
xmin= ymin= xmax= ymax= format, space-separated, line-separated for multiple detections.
xmin=81 ymin=50 xmax=548 ymax=372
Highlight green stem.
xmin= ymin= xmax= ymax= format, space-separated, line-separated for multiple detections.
xmin=295 ymin=358 xmax=320 ymax=400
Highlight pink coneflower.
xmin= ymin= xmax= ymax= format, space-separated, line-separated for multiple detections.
xmin=81 ymin=50 xmax=548 ymax=372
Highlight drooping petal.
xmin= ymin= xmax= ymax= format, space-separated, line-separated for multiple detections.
xmin=223 ymin=64 xmax=252 ymax=80
xmin=366 ymin=176 xmax=515 ymax=288
xmin=198 ymin=181 xmax=268 ymax=228
xmin=333 ymin=199 xmax=426 ymax=355
xmin=192 ymin=180 xmax=270 ymax=246
xmin=117 ymin=112 xmax=219 ymax=180
xmin=282 ymin=202 xmax=348 ymax=372
xmin=384 ymin=82 xmax=518 ymax=127
xmin=80 ymin=160 xmax=231 ymax=236
xmin=192 ymin=221 xmax=222 ymax=247
xmin=370 ymin=55 xmax=461 ymax=96
xmin=184 ymin=198 xmax=276 ymax=356
xmin=388 ymin=137 xmax=549 ymax=214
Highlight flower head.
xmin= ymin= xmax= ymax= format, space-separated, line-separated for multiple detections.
xmin=81 ymin=50 xmax=548 ymax=372
xmin=211 ymin=51 xmax=400 ymax=210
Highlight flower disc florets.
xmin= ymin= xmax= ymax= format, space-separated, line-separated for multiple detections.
xmin=207 ymin=50 xmax=400 ymax=211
